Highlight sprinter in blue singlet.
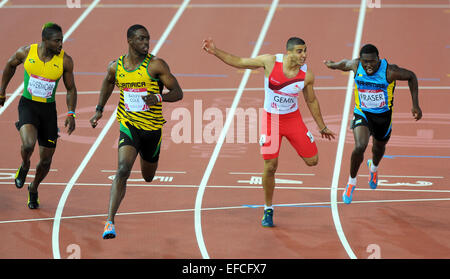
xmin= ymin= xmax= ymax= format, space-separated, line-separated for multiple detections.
xmin=324 ymin=44 xmax=422 ymax=204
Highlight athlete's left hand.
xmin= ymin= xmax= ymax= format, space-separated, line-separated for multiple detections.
xmin=65 ymin=115 xmax=76 ymax=135
xmin=320 ymin=127 xmax=336 ymax=140
xmin=0 ymin=93 xmax=5 ymax=106
xmin=411 ymin=106 xmax=422 ymax=121
xmin=142 ymin=94 xmax=158 ymax=106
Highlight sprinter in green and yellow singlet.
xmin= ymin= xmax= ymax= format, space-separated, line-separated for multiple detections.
xmin=0 ymin=23 xmax=77 ymax=209
xmin=90 ymin=24 xmax=183 ymax=239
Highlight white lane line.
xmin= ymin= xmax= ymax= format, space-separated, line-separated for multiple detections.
xmin=0 ymin=0 xmax=100 ymax=116
xmin=2 ymin=181 xmax=450 ymax=193
xmin=3 ymin=197 xmax=450 ymax=225
xmin=50 ymin=0 xmax=191 ymax=259
xmin=100 ymin=170 xmax=187 ymax=174
xmin=330 ymin=0 xmax=367 ymax=260
xmin=194 ymin=0 xmax=279 ymax=260
xmin=229 ymin=172 xmax=315 ymax=176
xmin=358 ymin=175 xmax=444 ymax=179
xmin=3 ymin=3 xmax=449 ymax=9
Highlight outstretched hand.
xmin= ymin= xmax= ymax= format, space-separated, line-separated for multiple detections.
xmin=202 ymin=38 xmax=216 ymax=55
xmin=320 ymin=127 xmax=336 ymax=140
xmin=323 ymin=60 xmax=335 ymax=69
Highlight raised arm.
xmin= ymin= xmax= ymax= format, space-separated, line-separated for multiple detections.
xmin=62 ymin=54 xmax=77 ymax=135
xmin=0 ymin=46 xmax=29 ymax=106
xmin=202 ymin=38 xmax=272 ymax=70
xmin=323 ymin=58 xmax=359 ymax=72
xmin=303 ymin=70 xmax=335 ymax=140
xmin=387 ymin=64 xmax=422 ymax=121
xmin=90 ymin=60 xmax=117 ymax=128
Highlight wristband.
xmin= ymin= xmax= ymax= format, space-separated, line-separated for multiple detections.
xmin=96 ymin=105 xmax=104 ymax=113
xmin=320 ymin=126 xmax=327 ymax=133
xmin=68 ymin=111 xmax=76 ymax=118
xmin=155 ymin=94 xmax=163 ymax=103
xmin=0 ymin=95 xmax=5 ymax=99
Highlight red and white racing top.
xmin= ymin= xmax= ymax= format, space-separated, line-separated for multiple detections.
xmin=264 ymin=54 xmax=307 ymax=115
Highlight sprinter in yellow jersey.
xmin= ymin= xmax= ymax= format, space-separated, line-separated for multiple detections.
xmin=0 ymin=23 xmax=77 ymax=209
xmin=90 ymin=24 xmax=183 ymax=239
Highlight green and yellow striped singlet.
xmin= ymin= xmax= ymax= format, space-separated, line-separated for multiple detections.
xmin=116 ymin=54 xmax=166 ymax=131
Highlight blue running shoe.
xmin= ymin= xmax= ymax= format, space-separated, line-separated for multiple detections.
xmin=367 ymin=159 xmax=378 ymax=189
xmin=103 ymin=221 xmax=116 ymax=239
xmin=261 ymin=209 xmax=274 ymax=227
xmin=342 ymin=184 xmax=356 ymax=204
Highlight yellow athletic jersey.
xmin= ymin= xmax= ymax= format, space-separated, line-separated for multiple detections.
xmin=23 ymin=44 xmax=64 ymax=103
xmin=116 ymin=54 xmax=166 ymax=131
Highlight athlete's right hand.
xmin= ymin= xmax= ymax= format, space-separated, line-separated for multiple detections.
xmin=323 ymin=60 xmax=335 ymax=68
xmin=90 ymin=111 xmax=102 ymax=128
xmin=0 ymin=91 xmax=5 ymax=106
xmin=202 ymin=38 xmax=216 ymax=55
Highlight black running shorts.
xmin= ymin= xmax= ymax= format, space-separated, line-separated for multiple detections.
xmin=351 ymin=110 xmax=392 ymax=141
xmin=118 ymin=121 xmax=162 ymax=163
xmin=17 ymin=96 xmax=58 ymax=148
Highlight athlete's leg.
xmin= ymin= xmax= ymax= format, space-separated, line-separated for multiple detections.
xmin=350 ymin=125 xmax=370 ymax=178
xmin=372 ymin=138 xmax=388 ymax=166
xmin=28 ymin=146 xmax=56 ymax=193
xmin=15 ymin=124 xmax=38 ymax=189
xmin=140 ymin=158 xmax=158 ymax=182
xmin=107 ymin=145 xmax=139 ymax=224
xmin=139 ymin=128 xmax=161 ymax=182
xmin=262 ymin=157 xmax=278 ymax=207
xmin=302 ymin=153 xmax=318 ymax=166
xmin=19 ymin=124 xmax=38 ymax=170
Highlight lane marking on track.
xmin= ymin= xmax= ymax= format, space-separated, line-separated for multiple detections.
xmin=194 ymin=0 xmax=279 ymax=260
xmin=50 ymin=0 xmax=192 ymax=259
xmin=329 ymin=0 xmax=366 ymax=260
xmin=3 ymin=197 xmax=450 ymax=225
xmin=0 ymin=0 xmax=100 ymax=116
xmin=229 ymin=172 xmax=315 ymax=176
xmin=2 ymin=181 xmax=449 ymax=193
xmin=2 ymin=3 xmax=449 ymax=9
xmin=100 ymin=170 xmax=187 ymax=174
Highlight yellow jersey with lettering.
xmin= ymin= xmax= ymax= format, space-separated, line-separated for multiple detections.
xmin=23 ymin=44 xmax=64 ymax=103
xmin=116 ymin=54 xmax=165 ymax=131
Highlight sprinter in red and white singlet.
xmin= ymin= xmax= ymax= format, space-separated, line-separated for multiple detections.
xmin=203 ymin=37 xmax=335 ymax=227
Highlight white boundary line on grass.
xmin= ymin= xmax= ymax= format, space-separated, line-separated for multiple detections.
xmin=51 ymin=0 xmax=191 ymax=259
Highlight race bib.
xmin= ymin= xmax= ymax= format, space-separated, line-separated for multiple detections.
xmin=359 ymin=89 xmax=386 ymax=109
xmin=27 ymin=74 xmax=56 ymax=98
xmin=123 ymin=88 xmax=149 ymax=112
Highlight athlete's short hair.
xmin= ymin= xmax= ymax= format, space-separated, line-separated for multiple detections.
xmin=360 ymin=44 xmax=379 ymax=57
xmin=42 ymin=22 xmax=62 ymax=40
xmin=127 ymin=24 xmax=148 ymax=39
xmin=286 ymin=37 xmax=306 ymax=50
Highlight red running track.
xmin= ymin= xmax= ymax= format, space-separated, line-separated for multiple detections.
xmin=0 ymin=0 xmax=449 ymax=259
